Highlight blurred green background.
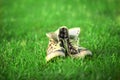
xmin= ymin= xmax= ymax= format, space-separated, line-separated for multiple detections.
xmin=0 ymin=0 xmax=120 ymax=80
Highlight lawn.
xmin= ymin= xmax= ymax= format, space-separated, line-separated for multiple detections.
xmin=0 ymin=0 xmax=120 ymax=80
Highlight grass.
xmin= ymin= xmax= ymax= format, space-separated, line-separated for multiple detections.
xmin=0 ymin=0 xmax=120 ymax=80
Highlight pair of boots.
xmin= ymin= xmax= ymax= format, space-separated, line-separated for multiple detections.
xmin=46 ymin=26 xmax=92 ymax=62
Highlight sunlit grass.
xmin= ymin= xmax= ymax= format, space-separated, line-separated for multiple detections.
xmin=0 ymin=0 xmax=120 ymax=80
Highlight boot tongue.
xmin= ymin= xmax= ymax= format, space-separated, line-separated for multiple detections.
xmin=46 ymin=27 xmax=80 ymax=43
xmin=46 ymin=32 xmax=58 ymax=42
xmin=69 ymin=27 xmax=80 ymax=39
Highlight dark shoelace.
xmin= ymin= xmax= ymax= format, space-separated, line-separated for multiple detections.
xmin=58 ymin=27 xmax=78 ymax=55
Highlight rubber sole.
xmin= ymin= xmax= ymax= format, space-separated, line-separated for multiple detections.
xmin=46 ymin=51 xmax=65 ymax=62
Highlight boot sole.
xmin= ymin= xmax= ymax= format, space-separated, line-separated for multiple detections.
xmin=46 ymin=50 xmax=65 ymax=62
